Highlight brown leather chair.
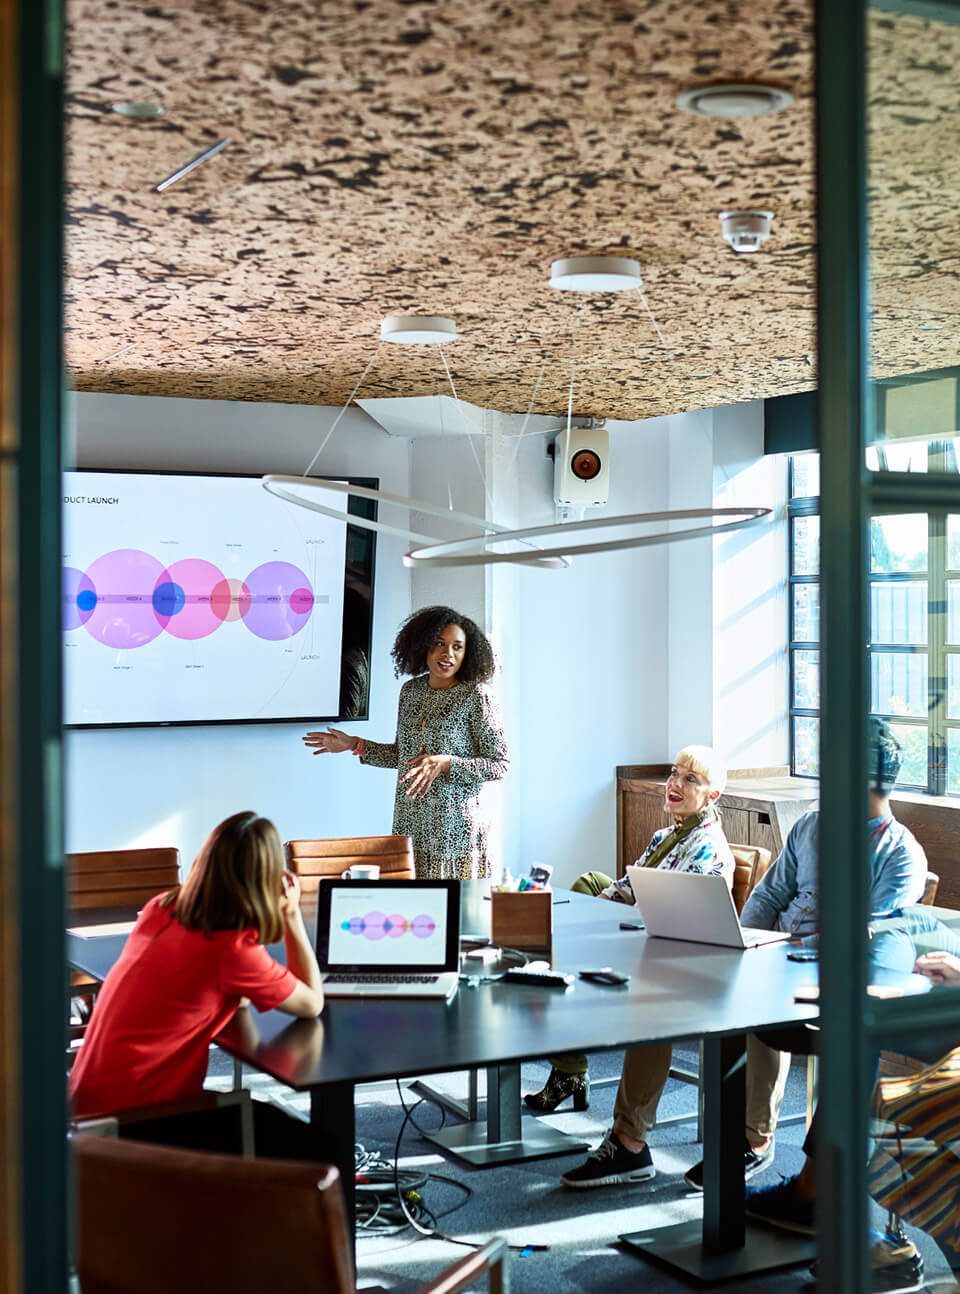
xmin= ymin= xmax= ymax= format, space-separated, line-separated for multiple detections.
xmin=284 ymin=835 xmax=415 ymax=891
xmin=73 ymin=1135 xmax=509 ymax=1294
xmin=730 ymin=843 xmax=773 ymax=916
xmin=921 ymin=870 xmax=940 ymax=906
xmin=67 ymin=846 xmax=181 ymax=913
xmin=67 ymin=847 xmax=180 ymax=1031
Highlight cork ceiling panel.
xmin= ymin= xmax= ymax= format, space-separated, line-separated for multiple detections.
xmin=64 ymin=1 xmax=960 ymax=419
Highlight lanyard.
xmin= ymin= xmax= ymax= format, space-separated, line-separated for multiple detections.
xmin=869 ymin=818 xmax=892 ymax=847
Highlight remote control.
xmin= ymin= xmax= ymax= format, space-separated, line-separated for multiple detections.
xmin=500 ymin=968 xmax=574 ymax=988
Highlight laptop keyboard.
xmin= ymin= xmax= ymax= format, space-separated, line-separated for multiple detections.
xmin=324 ymin=973 xmax=441 ymax=985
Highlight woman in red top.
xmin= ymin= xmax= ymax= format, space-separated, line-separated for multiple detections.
xmin=70 ymin=810 xmax=324 ymax=1156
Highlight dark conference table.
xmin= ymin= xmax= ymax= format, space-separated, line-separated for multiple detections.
xmin=69 ymin=883 xmax=830 ymax=1282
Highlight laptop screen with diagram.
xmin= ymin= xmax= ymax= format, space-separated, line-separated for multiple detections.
xmin=316 ymin=878 xmax=460 ymax=975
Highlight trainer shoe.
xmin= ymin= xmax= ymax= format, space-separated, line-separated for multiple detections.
xmin=684 ymin=1138 xmax=775 ymax=1190
xmin=560 ymin=1131 xmax=656 ymax=1189
xmin=744 ymin=1174 xmax=815 ymax=1235
xmin=808 ymin=1229 xmax=923 ymax=1292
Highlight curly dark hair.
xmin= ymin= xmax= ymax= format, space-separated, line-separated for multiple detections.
xmin=391 ymin=605 xmax=495 ymax=684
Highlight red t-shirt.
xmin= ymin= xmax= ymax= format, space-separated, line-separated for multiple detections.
xmin=69 ymin=895 xmax=297 ymax=1117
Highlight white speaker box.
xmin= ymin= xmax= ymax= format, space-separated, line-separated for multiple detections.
xmin=553 ymin=425 xmax=610 ymax=507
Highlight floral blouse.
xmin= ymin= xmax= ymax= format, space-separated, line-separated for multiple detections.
xmin=361 ymin=675 xmax=509 ymax=880
xmin=603 ymin=808 xmax=734 ymax=904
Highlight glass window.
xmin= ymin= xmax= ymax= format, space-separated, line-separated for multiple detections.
xmin=870 ymin=581 xmax=927 ymax=645
xmin=870 ymin=514 xmax=927 ymax=574
xmin=947 ymin=581 xmax=960 ymax=644
xmin=793 ymin=716 xmax=819 ymax=777
xmin=793 ymin=584 xmax=820 ymax=643
xmin=948 ymin=514 xmax=960 ymax=570
xmin=791 ymin=454 xmax=820 ymax=499
xmin=948 ymin=655 xmax=960 ymax=721
xmin=870 ymin=651 xmax=928 ymax=718
xmin=793 ymin=516 xmax=820 ymax=576
xmin=887 ymin=722 xmax=928 ymax=788
xmin=794 ymin=650 xmax=820 ymax=710
xmin=789 ymin=456 xmax=960 ymax=794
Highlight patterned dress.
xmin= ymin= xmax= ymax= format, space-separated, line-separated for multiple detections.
xmin=361 ymin=675 xmax=509 ymax=880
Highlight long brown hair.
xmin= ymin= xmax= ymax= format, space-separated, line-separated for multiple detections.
xmin=160 ymin=811 xmax=285 ymax=944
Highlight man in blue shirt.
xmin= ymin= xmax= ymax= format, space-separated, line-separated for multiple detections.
xmin=684 ymin=717 xmax=927 ymax=1189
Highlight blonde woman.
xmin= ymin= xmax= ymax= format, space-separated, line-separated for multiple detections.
xmin=525 ymin=747 xmax=733 ymax=1124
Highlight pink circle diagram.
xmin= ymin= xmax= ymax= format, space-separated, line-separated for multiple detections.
xmin=161 ymin=559 xmax=228 ymax=641
xmin=340 ymin=913 xmax=437 ymax=941
xmin=62 ymin=550 xmax=316 ymax=648
xmin=82 ymin=549 xmax=173 ymax=650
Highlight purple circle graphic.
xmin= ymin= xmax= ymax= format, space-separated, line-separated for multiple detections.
xmin=347 ymin=917 xmax=365 ymax=935
xmin=63 ymin=566 xmax=97 ymax=630
xmin=242 ymin=562 xmax=314 ymax=641
xmin=386 ymin=914 xmax=408 ymax=938
xmin=361 ymin=911 xmax=388 ymax=941
xmin=161 ymin=558 xmax=227 ymax=641
xmin=412 ymin=915 xmax=436 ymax=939
xmin=82 ymin=549 xmax=172 ymax=649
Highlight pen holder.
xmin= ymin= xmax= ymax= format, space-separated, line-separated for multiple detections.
xmin=491 ymin=889 xmax=553 ymax=952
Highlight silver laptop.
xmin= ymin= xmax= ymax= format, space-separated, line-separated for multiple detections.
xmin=316 ymin=878 xmax=460 ymax=1000
xmin=626 ymin=867 xmax=791 ymax=950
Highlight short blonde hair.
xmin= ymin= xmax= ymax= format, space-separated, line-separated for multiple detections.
xmin=673 ymin=745 xmax=727 ymax=794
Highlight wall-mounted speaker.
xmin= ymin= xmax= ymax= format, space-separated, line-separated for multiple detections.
xmin=553 ymin=424 xmax=610 ymax=507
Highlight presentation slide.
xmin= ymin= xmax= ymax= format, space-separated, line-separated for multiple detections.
xmin=62 ymin=470 xmax=349 ymax=726
xmin=327 ymin=886 xmax=450 ymax=968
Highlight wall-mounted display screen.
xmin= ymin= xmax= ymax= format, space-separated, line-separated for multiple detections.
xmin=62 ymin=470 xmax=376 ymax=728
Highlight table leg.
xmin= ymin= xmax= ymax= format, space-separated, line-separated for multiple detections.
xmin=619 ymin=1033 xmax=816 ymax=1282
xmin=419 ymin=1062 xmax=588 ymax=1167
xmin=311 ymin=1082 xmax=356 ymax=1246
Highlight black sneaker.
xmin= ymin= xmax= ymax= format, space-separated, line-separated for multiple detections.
xmin=560 ymin=1132 xmax=656 ymax=1189
xmin=684 ymin=1139 xmax=775 ymax=1190
xmin=808 ymin=1229 xmax=924 ymax=1292
xmin=744 ymin=1174 xmax=815 ymax=1235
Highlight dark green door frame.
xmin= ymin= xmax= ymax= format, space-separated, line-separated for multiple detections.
xmin=16 ymin=0 xmax=66 ymax=1289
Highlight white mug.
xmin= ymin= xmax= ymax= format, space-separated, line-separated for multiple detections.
xmin=342 ymin=864 xmax=380 ymax=881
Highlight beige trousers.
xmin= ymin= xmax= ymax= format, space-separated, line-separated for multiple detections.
xmin=612 ymin=1034 xmax=793 ymax=1145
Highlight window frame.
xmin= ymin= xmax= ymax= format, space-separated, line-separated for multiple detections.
xmin=788 ymin=447 xmax=960 ymax=795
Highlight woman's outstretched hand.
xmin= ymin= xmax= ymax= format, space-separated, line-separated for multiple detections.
xmin=401 ymin=753 xmax=451 ymax=798
xmin=915 ymin=950 xmax=960 ymax=984
xmin=303 ymin=727 xmax=356 ymax=755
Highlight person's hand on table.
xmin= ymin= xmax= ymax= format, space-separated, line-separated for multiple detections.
xmin=303 ymin=727 xmax=356 ymax=755
xmin=915 ymin=950 xmax=960 ymax=984
xmin=400 ymin=753 xmax=451 ymax=798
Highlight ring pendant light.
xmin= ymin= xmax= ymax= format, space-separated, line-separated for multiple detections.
xmin=403 ymin=506 xmax=772 ymax=568
xmin=261 ymin=316 xmax=569 ymax=571
xmin=401 ymin=259 xmax=773 ymax=569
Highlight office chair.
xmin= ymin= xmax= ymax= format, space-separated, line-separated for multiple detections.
xmin=67 ymin=847 xmax=181 ymax=1037
xmin=73 ymin=1135 xmax=509 ymax=1294
xmin=284 ymin=835 xmax=415 ymax=891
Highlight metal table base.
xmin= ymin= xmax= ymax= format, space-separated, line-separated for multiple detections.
xmin=418 ymin=1061 xmax=588 ymax=1167
xmin=619 ymin=1219 xmax=815 ymax=1283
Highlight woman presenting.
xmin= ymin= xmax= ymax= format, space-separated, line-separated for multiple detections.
xmin=304 ymin=605 xmax=509 ymax=880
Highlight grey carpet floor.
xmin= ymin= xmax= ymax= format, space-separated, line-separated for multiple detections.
xmin=205 ymin=1044 xmax=957 ymax=1292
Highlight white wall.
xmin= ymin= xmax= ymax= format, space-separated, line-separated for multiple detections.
xmin=66 ymin=393 xmax=412 ymax=869
xmin=712 ymin=402 xmax=790 ymax=770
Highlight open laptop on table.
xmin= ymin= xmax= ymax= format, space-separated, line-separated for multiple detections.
xmin=316 ymin=878 xmax=461 ymax=1000
xmin=626 ymin=866 xmax=791 ymax=950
